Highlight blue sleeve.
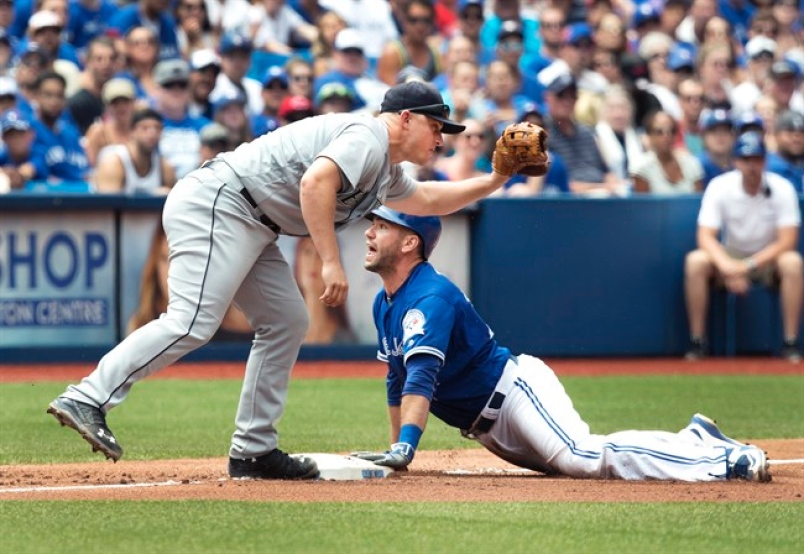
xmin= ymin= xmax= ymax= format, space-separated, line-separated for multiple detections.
xmin=546 ymin=152 xmax=570 ymax=192
xmin=29 ymin=141 xmax=50 ymax=180
xmin=401 ymin=296 xmax=456 ymax=364
xmin=108 ymin=6 xmax=137 ymax=35
xmin=402 ymin=353 xmax=441 ymax=401
xmin=386 ymin=364 xmax=403 ymax=406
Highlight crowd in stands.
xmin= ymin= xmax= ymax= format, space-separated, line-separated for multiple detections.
xmin=0 ymin=0 xmax=801 ymax=196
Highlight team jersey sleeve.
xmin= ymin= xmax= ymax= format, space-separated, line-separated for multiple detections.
xmin=386 ymin=364 xmax=403 ymax=407
xmin=401 ymin=296 xmax=455 ymax=364
xmin=316 ymin=125 xmax=385 ymax=193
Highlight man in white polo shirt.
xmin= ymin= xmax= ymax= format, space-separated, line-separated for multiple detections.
xmin=684 ymin=131 xmax=803 ymax=362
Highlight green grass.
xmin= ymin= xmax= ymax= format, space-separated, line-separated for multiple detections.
xmin=1 ymin=374 xmax=802 ymax=553
xmin=1 ymin=375 xmax=802 ymax=464
xmin=1 ymin=501 xmax=802 ymax=554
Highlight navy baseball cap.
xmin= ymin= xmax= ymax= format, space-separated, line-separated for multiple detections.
xmin=380 ymin=81 xmax=466 ymax=134
xmin=733 ymin=111 xmax=764 ymax=134
xmin=700 ymin=108 xmax=732 ymax=132
xmin=262 ymin=65 xmax=288 ymax=88
xmin=369 ymin=206 xmax=442 ymax=260
xmin=219 ymin=32 xmax=252 ymax=55
xmin=498 ymin=20 xmax=524 ymax=41
xmin=733 ymin=131 xmax=766 ymax=158
xmin=633 ymin=2 xmax=662 ymax=28
xmin=0 ymin=109 xmax=31 ymax=134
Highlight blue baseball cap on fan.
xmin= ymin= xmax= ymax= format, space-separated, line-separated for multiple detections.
xmin=262 ymin=65 xmax=288 ymax=88
xmin=700 ymin=108 xmax=732 ymax=132
xmin=733 ymin=111 xmax=764 ymax=134
xmin=219 ymin=32 xmax=253 ymax=55
xmin=733 ymin=131 xmax=766 ymax=158
xmin=0 ymin=109 xmax=31 ymax=133
xmin=667 ymin=43 xmax=695 ymax=72
xmin=633 ymin=2 xmax=662 ymax=28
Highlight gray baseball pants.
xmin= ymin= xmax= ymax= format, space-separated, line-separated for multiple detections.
xmin=62 ymin=165 xmax=309 ymax=458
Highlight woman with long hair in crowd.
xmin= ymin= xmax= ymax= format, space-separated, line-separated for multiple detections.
xmin=118 ymin=26 xmax=161 ymax=101
xmin=632 ymin=110 xmax=704 ymax=194
xmin=174 ymin=0 xmax=219 ymax=58
xmin=435 ymin=118 xmax=488 ymax=181
xmin=310 ymin=10 xmax=347 ymax=77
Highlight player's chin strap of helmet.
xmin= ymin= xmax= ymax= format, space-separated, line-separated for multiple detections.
xmin=463 ymin=355 xmax=519 ymax=439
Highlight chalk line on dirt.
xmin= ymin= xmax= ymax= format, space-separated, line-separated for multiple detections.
xmin=0 ymin=479 xmax=200 ymax=494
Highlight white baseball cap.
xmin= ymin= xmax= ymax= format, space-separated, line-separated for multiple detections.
xmin=334 ymin=29 xmax=365 ymax=53
xmin=191 ymin=49 xmax=221 ymax=72
xmin=745 ymin=36 xmax=776 ymax=60
xmin=28 ymin=10 xmax=63 ymax=32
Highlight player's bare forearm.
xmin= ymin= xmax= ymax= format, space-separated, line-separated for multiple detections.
xmin=400 ymin=394 xmax=430 ymax=432
xmin=300 ymin=160 xmax=341 ymax=265
xmin=387 ymin=172 xmax=508 ymax=216
xmin=388 ymin=405 xmax=401 ymax=443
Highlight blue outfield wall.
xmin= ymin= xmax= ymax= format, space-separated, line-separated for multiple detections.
xmin=470 ymin=196 xmax=804 ymax=358
xmin=1 ymin=194 xmax=802 ymax=362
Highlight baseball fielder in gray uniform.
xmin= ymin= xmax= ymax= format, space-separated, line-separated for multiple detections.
xmin=47 ymin=81 xmax=510 ymax=480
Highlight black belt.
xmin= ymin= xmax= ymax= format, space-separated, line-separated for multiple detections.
xmin=239 ymin=187 xmax=282 ymax=235
xmin=470 ymin=391 xmax=506 ymax=434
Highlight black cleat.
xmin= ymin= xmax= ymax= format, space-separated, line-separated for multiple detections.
xmin=781 ymin=340 xmax=802 ymax=363
xmin=229 ymin=449 xmax=319 ymax=480
xmin=685 ymin=338 xmax=707 ymax=361
xmin=47 ymin=397 xmax=123 ymax=461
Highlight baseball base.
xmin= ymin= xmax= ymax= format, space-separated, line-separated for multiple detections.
xmin=295 ymin=453 xmax=395 ymax=481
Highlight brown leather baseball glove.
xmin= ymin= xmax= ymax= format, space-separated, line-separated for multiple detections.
xmin=492 ymin=122 xmax=550 ymax=177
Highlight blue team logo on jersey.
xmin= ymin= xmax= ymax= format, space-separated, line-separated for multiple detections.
xmin=402 ymin=309 xmax=426 ymax=343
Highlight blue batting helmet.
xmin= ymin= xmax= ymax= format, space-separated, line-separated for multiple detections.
xmin=370 ymin=206 xmax=442 ymax=260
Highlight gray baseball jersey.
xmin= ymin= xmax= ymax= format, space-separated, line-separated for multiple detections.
xmin=60 ymin=112 xmax=417 ymax=459
xmin=221 ymin=112 xmax=416 ymax=235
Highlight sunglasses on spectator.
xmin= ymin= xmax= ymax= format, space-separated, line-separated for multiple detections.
xmin=129 ymin=37 xmax=157 ymax=46
xmin=498 ymin=39 xmax=523 ymax=52
xmin=163 ymin=81 xmax=189 ymax=90
xmin=680 ymin=94 xmax=704 ymax=102
xmin=407 ymin=16 xmax=432 ymax=25
xmin=650 ymin=127 xmax=675 ymax=136
xmin=461 ymin=12 xmax=483 ymax=22
xmin=542 ymin=21 xmax=565 ymax=30
xmin=291 ymin=74 xmax=313 ymax=82
xmin=463 ymin=132 xmax=485 ymax=140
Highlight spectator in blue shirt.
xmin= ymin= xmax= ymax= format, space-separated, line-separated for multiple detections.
xmin=767 ymin=110 xmax=804 ymax=193
xmin=68 ymin=0 xmax=119 ymax=54
xmin=152 ymin=58 xmax=210 ymax=178
xmin=30 ymin=71 xmax=89 ymax=182
xmin=251 ymin=65 xmax=287 ymax=137
xmin=0 ymin=109 xmax=46 ymax=190
xmin=5 ymin=0 xmax=32 ymax=41
xmin=108 ymin=0 xmax=180 ymax=60
xmin=11 ymin=43 xmax=50 ymax=118
xmin=18 ymin=9 xmax=82 ymax=69
xmin=698 ymin=108 xmax=735 ymax=188
xmin=313 ymin=28 xmax=373 ymax=111
xmin=0 ymin=27 xmax=14 ymax=75
xmin=479 ymin=0 xmax=539 ymax=64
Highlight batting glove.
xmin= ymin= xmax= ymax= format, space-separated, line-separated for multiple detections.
xmin=352 ymin=442 xmax=415 ymax=469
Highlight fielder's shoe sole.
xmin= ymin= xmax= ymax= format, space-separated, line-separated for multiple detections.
xmin=229 ymin=449 xmax=319 ymax=480
xmin=686 ymin=413 xmax=745 ymax=448
xmin=727 ymin=445 xmax=771 ymax=483
xmin=47 ymin=397 xmax=123 ymax=462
